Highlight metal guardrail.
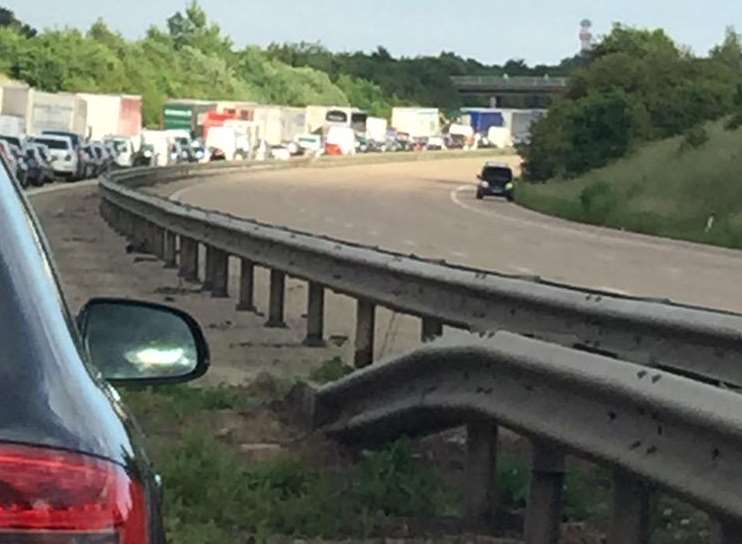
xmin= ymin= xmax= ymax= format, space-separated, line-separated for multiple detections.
xmin=100 ymin=160 xmax=742 ymax=386
xmin=308 ymin=332 xmax=742 ymax=543
xmin=98 ymin=159 xmax=742 ymax=542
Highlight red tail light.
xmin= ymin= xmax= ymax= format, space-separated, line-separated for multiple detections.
xmin=0 ymin=443 xmax=148 ymax=542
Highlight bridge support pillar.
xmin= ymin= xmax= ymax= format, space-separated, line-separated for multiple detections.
xmin=178 ymin=237 xmax=199 ymax=282
xmin=304 ymin=282 xmax=325 ymax=347
xmin=163 ymin=231 xmax=177 ymax=268
xmin=236 ymin=258 xmax=256 ymax=311
xmin=265 ymin=269 xmax=287 ymax=328
xmin=465 ymin=422 xmax=499 ymax=526
xmin=525 ymin=442 xmax=565 ymax=544
xmin=421 ymin=317 xmax=443 ymax=343
xmin=211 ymin=249 xmax=229 ymax=298
xmin=354 ymin=299 xmax=376 ymax=367
xmin=609 ymin=470 xmax=650 ymax=544
xmin=147 ymin=223 xmax=164 ymax=259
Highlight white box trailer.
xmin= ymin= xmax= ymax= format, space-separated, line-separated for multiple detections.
xmin=0 ymin=115 xmax=26 ymax=137
xmin=280 ymin=107 xmax=306 ymax=143
xmin=31 ymin=92 xmax=87 ymax=136
xmin=366 ymin=117 xmax=388 ymax=142
xmin=391 ymin=107 xmax=440 ymax=138
xmin=2 ymin=85 xmax=32 ymax=133
xmin=77 ymin=93 xmax=122 ymax=141
xmin=252 ymin=106 xmax=283 ymax=146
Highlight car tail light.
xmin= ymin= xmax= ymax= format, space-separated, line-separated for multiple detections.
xmin=0 ymin=443 xmax=148 ymax=542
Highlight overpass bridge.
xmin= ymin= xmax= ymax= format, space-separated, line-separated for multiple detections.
xmin=451 ymin=75 xmax=569 ymax=108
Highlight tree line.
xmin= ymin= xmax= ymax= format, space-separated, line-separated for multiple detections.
xmin=522 ymin=25 xmax=742 ymax=181
xmin=0 ymin=2 xmax=576 ymax=126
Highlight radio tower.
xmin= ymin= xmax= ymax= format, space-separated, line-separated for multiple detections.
xmin=579 ymin=19 xmax=593 ymax=53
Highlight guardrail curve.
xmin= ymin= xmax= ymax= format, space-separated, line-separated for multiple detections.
xmin=98 ymin=158 xmax=742 ymax=543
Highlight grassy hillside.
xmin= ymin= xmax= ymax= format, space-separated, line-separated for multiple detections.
xmin=516 ymin=121 xmax=742 ymax=249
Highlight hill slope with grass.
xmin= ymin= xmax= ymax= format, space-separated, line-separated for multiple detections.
xmin=516 ymin=121 xmax=742 ymax=249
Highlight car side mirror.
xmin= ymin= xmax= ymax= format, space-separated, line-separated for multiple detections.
xmin=78 ymin=298 xmax=209 ymax=385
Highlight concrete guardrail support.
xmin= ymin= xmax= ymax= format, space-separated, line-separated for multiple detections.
xmin=609 ymin=470 xmax=651 ymax=544
xmin=163 ymin=231 xmax=177 ymax=269
xmin=178 ymin=237 xmax=199 ymax=282
xmin=149 ymin=224 xmax=165 ymax=260
xmin=465 ymin=422 xmax=499 ymax=526
xmin=266 ymin=269 xmax=287 ymax=328
xmin=525 ymin=442 xmax=565 ymax=544
xmin=421 ymin=317 xmax=444 ymax=342
xmin=354 ymin=299 xmax=376 ymax=367
xmin=304 ymin=282 xmax=326 ymax=347
xmin=211 ymin=249 xmax=229 ymax=298
xmin=236 ymin=258 xmax=256 ymax=311
xmin=203 ymin=246 xmax=216 ymax=291
xmin=130 ymin=217 xmax=146 ymax=251
xmin=713 ymin=520 xmax=742 ymax=544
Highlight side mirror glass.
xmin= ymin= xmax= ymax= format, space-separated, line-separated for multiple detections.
xmin=78 ymin=298 xmax=209 ymax=385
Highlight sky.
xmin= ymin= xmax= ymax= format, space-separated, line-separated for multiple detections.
xmin=7 ymin=1 xmax=742 ymax=65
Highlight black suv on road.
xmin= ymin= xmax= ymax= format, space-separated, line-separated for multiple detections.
xmin=476 ymin=162 xmax=515 ymax=201
xmin=0 ymin=160 xmax=209 ymax=543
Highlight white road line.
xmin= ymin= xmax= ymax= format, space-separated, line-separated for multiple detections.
xmin=595 ymin=286 xmax=631 ymax=296
xmin=403 ymin=240 xmax=416 ymax=247
xmin=27 ymin=179 xmax=99 ymax=196
xmin=170 ymin=185 xmax=193 ymax=202
xmin=450 ymin=250 xmax=468 ymax=259
xmin=344 ymin=222 xmax=355 ymax=229
xmin=511 ymin=266 xmax=535 ymax=275
xmin=449 ymin=185 xmax=740 ymax=258
xmin=368 ymin=230 xmax=380 ymax=237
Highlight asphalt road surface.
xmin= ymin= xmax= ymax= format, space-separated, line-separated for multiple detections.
xmin=170 ymin=156 xmax=742 ymax=313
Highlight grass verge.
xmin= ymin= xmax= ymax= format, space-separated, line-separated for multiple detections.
xmin=516 ymin=120 xmax=742 ymax=249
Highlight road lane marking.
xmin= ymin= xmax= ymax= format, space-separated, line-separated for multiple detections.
xmin=344 ymin=222 xmax=355 ymax=229
xmin=403 ymin=240 xmax=416 ymax=247
xmin=450 ymin=250 xmax=468 ymax=259
xmin=449 ymin=185 xmax=742 ymax=259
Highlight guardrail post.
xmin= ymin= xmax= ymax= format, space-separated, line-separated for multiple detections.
xmin=525 ymin=442 xmax=565 ymax=544
xmin=203 ymin=246 xmax=216 ymax=291
xmin=304 ymin=282 xmax=325 ymax=347
xmin=465 ymin=422 xmax=498 ymax=526
xmin=609 ymin=470 xmax=650 ymax=544
xmin=712 ymin=519 xmax=742 ymax=544
xmin=265 ymin=269 xmax=287 ymax=328
xmin=421 ymin=317 xmax=443 ymax=342
xmin=150 ymin=224 xmax=165 ymax=259
xmin=178 ymin=237 xmax=199 ymax=282
xmin=211 ymin=249 xmax=229 ymax=298
xmin=354 ymin=299 xmax=376 ymax=367
xmin=163 ymin=231 xmax=177 ymax=268
xmin=236 ymin=258 xmax=256 ymax=311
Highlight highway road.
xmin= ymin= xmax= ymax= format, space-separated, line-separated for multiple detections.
xmin=171 ymin=156 xmax=742 ymax=313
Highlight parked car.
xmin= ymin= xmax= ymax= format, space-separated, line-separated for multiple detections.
xmin=476 ymin=162 xmax=515 ymax=201
xmin=31 ymin=135 xmax=80 ymax=181
xmin=24 ymin=145 xmax=54 ymax=186
xmin=106 ymin=136 xmax=136 ymax=168
xmin=10 ymin=144 xmax=29 ymax=188
xmin=426 ymin=136 xmax=446 ymax=151
xmin=132 ymin=144 xmax=156 ymax=167
xmin=81 ymin=143 xmax=102 ymax=178
xmin=0 ymin=134 xmax=26 ymax=151
xmin=0 ymin=157 xmax=210 ymax=544
xmin=41 ymin=130 xmax=85 ymax=179
xmin=270 ymin=145 xmax=291 ymax=161
xmin=92 ymin=142 xmax=115 ymax=174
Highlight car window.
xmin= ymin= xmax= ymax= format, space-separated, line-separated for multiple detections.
xmin=33 ymin=139 xmax=70 ymax=151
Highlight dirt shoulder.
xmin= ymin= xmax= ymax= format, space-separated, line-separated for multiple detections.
xmin=31 ymin=184 xmax=346 ymax=387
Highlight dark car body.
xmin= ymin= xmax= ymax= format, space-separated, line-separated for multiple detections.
xmin=24 ymin=146 xmax=53 ymax=186
xmin=476 ymin=163 xmax=515 ymax=201
xmin=0 ymin=160 xmax=208 ymax=542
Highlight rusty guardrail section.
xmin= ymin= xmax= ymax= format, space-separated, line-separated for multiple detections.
xmin=100 ymin=161 xmax=742 ymax=385
xmin=310 ymin=332 xmax=742 ymax=543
